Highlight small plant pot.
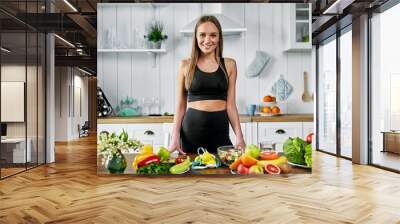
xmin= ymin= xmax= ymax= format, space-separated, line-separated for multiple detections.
xmin=147 ymin=41 xmax=162 ymax=49
xmin=106 ymin=153 xmax=127 ymax=174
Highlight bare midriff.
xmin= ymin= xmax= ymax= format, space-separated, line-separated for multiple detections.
xmin=188 ymin=100 xmax=227 ymax=111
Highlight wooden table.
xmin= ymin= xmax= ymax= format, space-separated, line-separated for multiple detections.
xmin=97 ymin=153 xmax=311 ymax=176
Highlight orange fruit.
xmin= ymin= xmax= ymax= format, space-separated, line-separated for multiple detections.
xmin=271 ymin=96 xmax=276 ymax=102
xmin=240 ymin=154 xmax=258 ymax=167
xmin=263 ymin=95 xmax=273 ymax=102
xmin=229 ymin=158 xmax=242 ymax=170
xmin=271 ymin=106 xmax=280 ymax=114
xmin=262 ymin=106 xmax=271 ymax=113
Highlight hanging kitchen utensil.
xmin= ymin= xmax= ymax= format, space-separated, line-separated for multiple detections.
xmin=302 ymin=71 xmax=313 ymax=102
xmin=271 ymin=75 xmax=293 ymax=101
xmin=245 ymin=51 xmax=271 ymax=78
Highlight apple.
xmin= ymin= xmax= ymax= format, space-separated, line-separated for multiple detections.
xmin=245 ymin=144 xmax=261 ymax=159
xmin=249 ymin=165 xmax=264 ymax=174
xmin=237 ymin=164 xmax=249 ymax=174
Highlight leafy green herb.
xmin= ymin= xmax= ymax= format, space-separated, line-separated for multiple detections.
xmin=136 ymin=163 xmax=174 ymax=175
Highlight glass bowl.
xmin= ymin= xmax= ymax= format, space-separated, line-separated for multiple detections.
xmin=217 ymin=145 xmax=243 ymax=166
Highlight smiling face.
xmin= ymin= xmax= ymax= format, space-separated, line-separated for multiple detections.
xmin=196 ymin=21 xmax=220 ymax=55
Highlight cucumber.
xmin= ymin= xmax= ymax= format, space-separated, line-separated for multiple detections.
xmin=170 ymin=157 xmax=191 ymax=174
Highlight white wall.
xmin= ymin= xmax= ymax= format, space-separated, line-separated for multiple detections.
xmin=55 ymin=67 xmax=89 ymax=141
xmin=97 ymin=3 xmax=314 ymax=114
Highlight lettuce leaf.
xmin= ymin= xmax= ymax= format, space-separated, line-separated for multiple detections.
xmin=283 ymin=137 xmax=307 ymax=165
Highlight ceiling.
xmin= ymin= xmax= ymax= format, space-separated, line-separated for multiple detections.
xmin=0 ymin=0 xmax=394 ymax=75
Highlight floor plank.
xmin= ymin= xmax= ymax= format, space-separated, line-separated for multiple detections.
xmin=0 ymin=135 xmax=399 ymax=223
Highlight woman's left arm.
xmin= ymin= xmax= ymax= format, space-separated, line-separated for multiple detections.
xmin=225 ymin=58 xmax=246 ymax=150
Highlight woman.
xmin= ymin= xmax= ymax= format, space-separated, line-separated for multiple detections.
xmin=169 ymin=15 xmax=245 ymax=154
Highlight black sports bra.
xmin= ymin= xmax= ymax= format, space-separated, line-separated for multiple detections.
xmin=187 ymin=58 xmax=228 ymax=102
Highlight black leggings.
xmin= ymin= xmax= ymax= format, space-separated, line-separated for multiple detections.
xmin=180 ymin=107 xmax=233 ymax=153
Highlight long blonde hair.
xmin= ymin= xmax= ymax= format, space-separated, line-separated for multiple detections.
xmin=185 ymin=15 xmax=228 ymax=90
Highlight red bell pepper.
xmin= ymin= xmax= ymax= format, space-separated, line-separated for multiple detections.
xmin=137 ymin=155 xmax=160 ymax=168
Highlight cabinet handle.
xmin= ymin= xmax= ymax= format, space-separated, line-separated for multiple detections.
xmin=275 ymin=129 xmax=286 ymax=134
xmin=144 ymin=130 xmax=154 ymax=135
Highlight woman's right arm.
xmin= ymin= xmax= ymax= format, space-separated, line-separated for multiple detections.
xmin=169 ymin=60 xmax=188 ymax=154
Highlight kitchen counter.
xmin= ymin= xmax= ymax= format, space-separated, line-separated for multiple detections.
xmin=97 ymin=153 xmax=311 ymax=176
xmin=97 ymin=114 xmax=313 ymax=124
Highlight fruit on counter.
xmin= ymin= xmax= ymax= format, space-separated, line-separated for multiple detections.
xmin=263 ymin=95 xmax=274 ymax=102
xmin=142 ymin=144 xmax=154 ymax=154
xmin=271 ymin=96 xmax=276 ymax=102
xmin=262 ymin=106 xmax=271 ymax=113
xmin=175 ymin=156 xmax=186 ymax=164
xmin=249 ymin=164 xmax=264 ymax=174
xmin=170 ymin=156 xmax=191 ymax=174
xmin=277 ymin=163 xmax=291 ymax=174
xmin=237 ymin=164 xmax=249 ymax=174
xmin=259 ymin=152 xmax=279 ymax=160
xmin=240 ymin=154 xmax=258 ymax=167
xmin=137 ymin=155 xmax=160 ymax=168
xmin=257 ymin=156 xmax=288 ymax=167
xmin=264 ymin=164 xmax=281 ymax=174
xmin=244 ymin=144 xmax=261 ymax=159
xmin=229 ymin=158 xmax=242 ymax=170
xmin=306 ymin=133 xmax=314 ymax=144
xmin=132 ymin=153 xmax=156 ymax=169
xmin=157 ymin=146 xmax=170 ymax=162
xmin=271 ymin=106 xmax=280 ymax=114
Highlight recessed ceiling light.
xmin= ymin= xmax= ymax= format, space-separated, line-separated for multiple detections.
xmin=54 ymin=34 xmax=75 ymax=48
xmin=78 ymin=67 xmax=92 ymax=76
xmin=1 ymin=47 xmax=11 ymax=53
xmin=63 ymin=0 xmax=78 ymax=12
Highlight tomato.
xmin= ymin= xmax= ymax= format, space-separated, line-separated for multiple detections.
xmin=306 ymin=133 xmax=314 ymax=144
xmin=259 ymin=152 xmax=279 ymax=160
xmin=237 ymin=164 xmax=249 ymax=174
xmin=264 ymin=164 xmax=281 ymax=174
xmin=175 ymin=157 xmax=185 ymax=164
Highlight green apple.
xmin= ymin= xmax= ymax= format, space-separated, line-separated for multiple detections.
xmin=245 ymin=144 xmax=261 ymax=159
xmin=249 ymin=164 xmax=264 ymax=174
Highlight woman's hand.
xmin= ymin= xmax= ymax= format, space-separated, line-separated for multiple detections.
xmin=236 ymin=137 xmax=246 ymax=152
xmin=168 ymin=138 xmax=186 ymax=155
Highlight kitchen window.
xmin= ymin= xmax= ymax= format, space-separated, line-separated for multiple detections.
xmin=370 ymin=2 xmax=400 ymax=172
xmin=317 ymin=35 xmax=337 ymax=155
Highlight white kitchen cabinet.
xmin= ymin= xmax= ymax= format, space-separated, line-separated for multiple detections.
xmin=257 ymin=122 xmax=303 ymax=151
xmin=97 ymin=124 xmax=127 ymax=138
xmin=284 ymin=3 xmax=312 ymax=52
xmin=229 ymin=123 xmax=252 ymax=147
xmin=125 ymin=124 xmax=164 ymax=146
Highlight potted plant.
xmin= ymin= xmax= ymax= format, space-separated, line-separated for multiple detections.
xmin=144 ymin=20 xmax=168 ymax=49
xmin=97 ymin=130 xmax=142 ymax=174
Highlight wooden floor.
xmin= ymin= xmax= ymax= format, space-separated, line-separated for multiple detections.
xmin=0 ymin=135 xmax=400 ymax=223
xmin=372 ymin=150 xmax=400 ymax=171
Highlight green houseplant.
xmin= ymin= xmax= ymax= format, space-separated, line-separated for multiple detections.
xmin=97 ymin=130 xmax=142 ymax=174
xmin=144 ymin=20 xmax=168 ymax=49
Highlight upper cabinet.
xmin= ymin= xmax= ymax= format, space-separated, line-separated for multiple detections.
xmin=284 ymin=3 xmax=312 ymax=52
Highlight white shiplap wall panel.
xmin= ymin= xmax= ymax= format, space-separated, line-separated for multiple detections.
xmin=223 ymin=3 xmax=246 ymax=114
xmin=244 ymin=4 xmax=260 ymax=113
xmin=97 ymin=3 xmax=313 ymax=114
xmin=159 ymin=5 xmax=176 ymax=113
